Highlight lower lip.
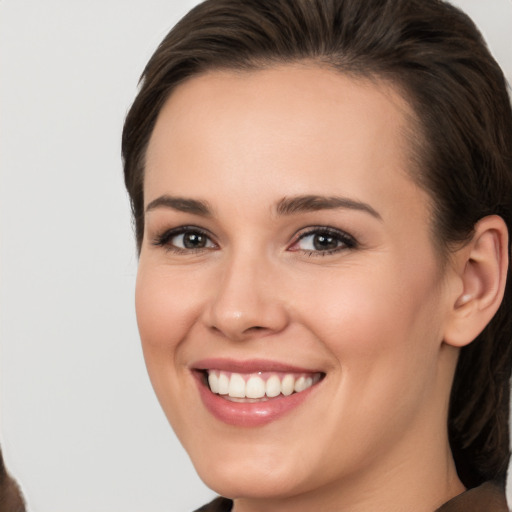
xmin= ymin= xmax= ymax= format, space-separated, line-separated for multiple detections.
xmin=194 ymin=372 xmax=320 ymax=427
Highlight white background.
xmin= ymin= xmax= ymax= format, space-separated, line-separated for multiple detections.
xmin=1 ymin=1 xmax=511 ymax=511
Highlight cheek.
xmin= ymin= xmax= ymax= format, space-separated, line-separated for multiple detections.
xmin=135 ymin=265 xmax=203 ymax=353
xmin=134 ymin=263 xmax=209 ymax=418
xmin=291 ymin=261 xmax=446 ymax=459
xmin=135 ymin=263 xmax=209 ymax=427
xmin=295 ymin=257 xmax=445 ymax=388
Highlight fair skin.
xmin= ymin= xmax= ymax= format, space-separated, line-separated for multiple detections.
xmin=136 ymin=65 xmax=507 ymax=512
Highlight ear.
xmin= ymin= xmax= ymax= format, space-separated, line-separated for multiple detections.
xmin=443 ymin=215 xmax=509 ymax=348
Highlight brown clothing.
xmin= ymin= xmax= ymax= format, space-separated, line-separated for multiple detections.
xmin=435 ymin=482 xmax=509 ymax=512
xmin=0 ymin=448 xmax=26 ymax=512
xmin=195 ymin=482 xmax=509 ymax=511
xmin=195 ymin=497 xmax=232 ymax=512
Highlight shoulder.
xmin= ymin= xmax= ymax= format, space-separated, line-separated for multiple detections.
xmin=436 ymin=481 xmax=509 ymax=512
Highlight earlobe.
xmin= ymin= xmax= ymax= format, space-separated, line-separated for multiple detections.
xmin=443 ymin=215 xmax=509 ymax=348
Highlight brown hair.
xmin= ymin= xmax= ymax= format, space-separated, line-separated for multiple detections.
xmin=122 ymin=0 xmax=512 ymax=488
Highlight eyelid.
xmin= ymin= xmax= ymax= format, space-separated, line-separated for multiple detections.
xmin=150 ymin=224 xmax=356 ymax=256
xmin=288 ymin=226 xmax=357 ymax=254
xmin=151 ymin=225 xmax=218 ymax=252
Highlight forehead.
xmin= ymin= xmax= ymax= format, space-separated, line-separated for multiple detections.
xmin=144 ymin=65 xmax=427 ymax=223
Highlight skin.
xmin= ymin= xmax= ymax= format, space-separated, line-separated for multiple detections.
xmin=137 ymin=65 xmax=468 ymax=512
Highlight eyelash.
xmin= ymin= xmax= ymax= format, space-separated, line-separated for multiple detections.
xmin=152 ymin=225 xmax=357 ymax=256
xmin=289 ymin=226 xmax=357 ymax=257
xmin=152 ymin=226 xmax=217 ymax=254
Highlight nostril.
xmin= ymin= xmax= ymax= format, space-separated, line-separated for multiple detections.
xmin=244 ymin=326 xmax=266 ymax=333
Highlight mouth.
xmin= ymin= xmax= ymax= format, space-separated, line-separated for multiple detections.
xmin=203 ymin=370 xmax=323 ymax=402
xmin=192 ymin=359 xmax=325 ymax=426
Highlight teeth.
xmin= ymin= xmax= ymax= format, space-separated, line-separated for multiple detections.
xmin=208 ymin=372 xmax=219 ymax=393
xmin=266 ymin=375 xmax=281 ymax=398
xmin=228 ymin=373 xmax=246 ymax=398
xmin=206 ymin=370 xmax=320 ymax=399
xmin=218 ymin=372 xmax=229 ymax=395
xmin=294 ymin=376 xmax=306 ymax=392
xmin=246 ymin=375 xmax=266 ymax=399
xmin=281 ymin=374 xmax=295 ymax=396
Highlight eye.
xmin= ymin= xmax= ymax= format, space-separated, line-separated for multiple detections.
xmin=152 ymin=226 xmax=217 ymax=253
xmin=289 ymin=227 xmax=356 ymax=255
xmin=173 ymin=230 xmax=214 ymax=249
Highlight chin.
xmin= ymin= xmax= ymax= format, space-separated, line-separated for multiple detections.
xmin=195 ymin=456 xmax=309 ymax=500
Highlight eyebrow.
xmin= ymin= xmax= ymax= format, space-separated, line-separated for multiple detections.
xmin=145 ymin=195 xmax=212 ymax=216
xmin=145 ymin=194 xmax=381 ymax=220
xmin=276 ymin=195 xmax=382 ymax=219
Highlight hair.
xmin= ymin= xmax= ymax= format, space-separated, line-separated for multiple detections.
xmin=122 ymin=0 xmax=512 ymax=489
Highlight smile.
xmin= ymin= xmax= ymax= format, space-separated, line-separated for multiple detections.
xmin=193 ymin=359 xmax=325 ymax=427
xmin=206 ymin=370 xmax=322 ymax=401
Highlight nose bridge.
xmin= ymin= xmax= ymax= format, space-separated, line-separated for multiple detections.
xmin=206 ymin=245 xmax=288 ymax=339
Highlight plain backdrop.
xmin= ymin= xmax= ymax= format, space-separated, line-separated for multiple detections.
xmin=0 ymin=1 xmax=511 ymax=511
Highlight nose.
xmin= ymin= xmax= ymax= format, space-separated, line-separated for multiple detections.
xmin=203 ymin=250 xmax=289 ymax=341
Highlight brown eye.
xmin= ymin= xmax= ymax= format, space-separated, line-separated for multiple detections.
xmin=180 ymin=231 xmax=209 ymax=249
xmin=311 ymin=233 xmax=339 ymax=251
xmin=290 ymin=227 xmax=357 ymax=255
xmin=153 ymin=227 xmax=217 ymax=252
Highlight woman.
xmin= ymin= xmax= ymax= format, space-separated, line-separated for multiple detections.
xmin=122 ymin=0 xmax=512 ymax=510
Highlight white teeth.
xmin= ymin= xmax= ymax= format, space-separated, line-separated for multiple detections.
xmin=218 ymin=373 xmax=229 ymax=395
xmin=246 ymin=376 xmax=266 ymax=399
xmin=206 ymin=370 xmax=321 ymax=399
xmin=294 ymin=376 xmax=306 ymax=392
xmin=265 ymin=375 xmax=281 ymax=398
xmin=208 ymin=372 xmax=219 ymax=393
xmin=229 ymin=373 xmax=246 ymax=398
xmin=281 ymin=374 xmax=295 ymax=396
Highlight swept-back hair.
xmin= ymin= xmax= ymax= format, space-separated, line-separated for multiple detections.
xmin=122 ymin=0 xmax=512 ymax=487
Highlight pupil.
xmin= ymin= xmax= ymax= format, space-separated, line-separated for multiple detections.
xmin=313 ymin=234 xmax=338 ymax=251
xmin=183 ymin=232 xmax=206 ymax=249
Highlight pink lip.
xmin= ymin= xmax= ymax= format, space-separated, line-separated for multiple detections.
xmin=192 ymin=358 xmax=324 ymax=427
xmin=192 ymin=358 xmax=319 ymax=374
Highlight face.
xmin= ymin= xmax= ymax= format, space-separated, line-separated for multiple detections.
xmin=137 ymin=66 xmax=458 ymax=503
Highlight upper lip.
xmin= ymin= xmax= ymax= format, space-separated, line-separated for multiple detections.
xmin=192 ymin=358 xmax=323 ymax=374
